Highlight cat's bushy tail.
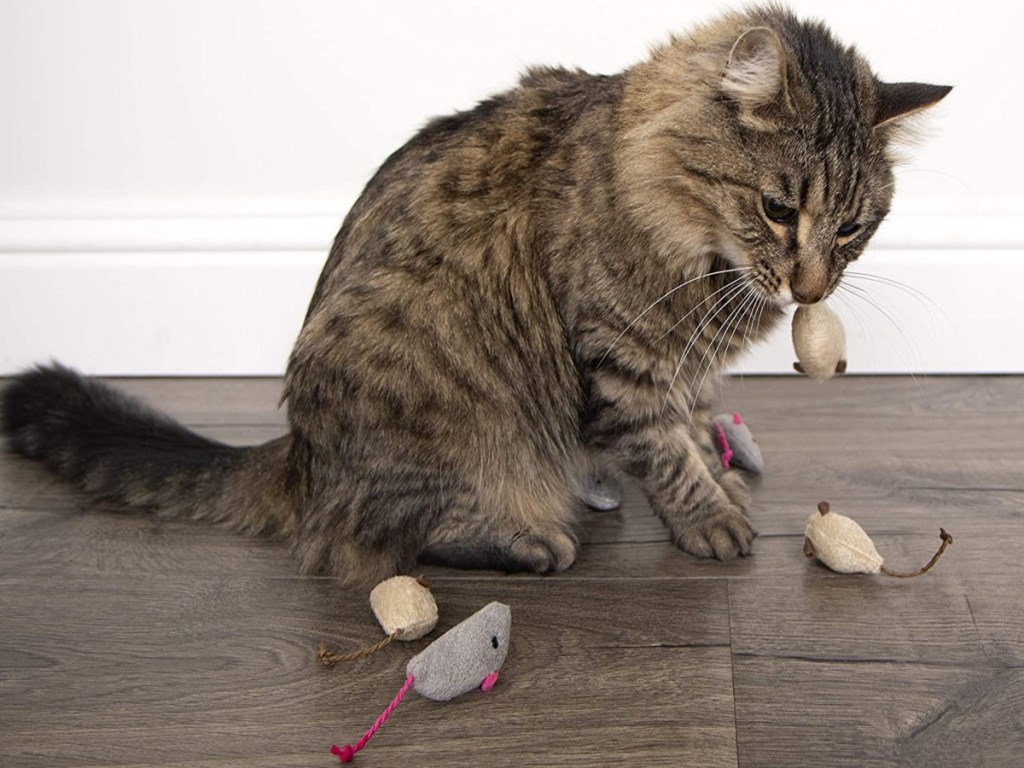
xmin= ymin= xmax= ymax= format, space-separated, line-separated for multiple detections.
xmin=0 ymin=363 xmax=296 ymax=535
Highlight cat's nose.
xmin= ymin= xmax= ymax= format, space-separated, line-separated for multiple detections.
xmin=791 ymin=287 xmax=823 ymax=305
xmin=790 ymin=263 xmax=827 ymax=305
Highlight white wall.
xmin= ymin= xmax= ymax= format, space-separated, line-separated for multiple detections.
xmin=1 ymin=0 xmax=1021 ymax=374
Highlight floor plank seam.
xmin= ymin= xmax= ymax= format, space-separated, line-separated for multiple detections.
xmin=903 ymin=485 xmax=1024 ymax=493
xmin=726 ymin=580 xmax=742 ymax=768
xmin=729 ymin=651 xmax=1023 ymax=669
xmin=589 ymin=642 xmax=730 ymax=651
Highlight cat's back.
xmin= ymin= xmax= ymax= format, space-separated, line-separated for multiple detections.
xmin=286 ymin=67 xmax=621 ymax=437
xmin=312 ymin=67 xmax=624 ymax=289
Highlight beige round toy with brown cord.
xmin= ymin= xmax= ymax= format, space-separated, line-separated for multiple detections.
xmin=792 ymin=302 xmax=847 ymax=381
xmin=369 ymin=574 xmax=439 ymax=640
xmin=317 ymin=575 xmax=439 ymax=666
xmin=804 ymin=501 xmax=953 ymax=577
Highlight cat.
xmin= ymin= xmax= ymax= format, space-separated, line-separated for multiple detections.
xmin=1 ymin=5 xmax=949 ymax=585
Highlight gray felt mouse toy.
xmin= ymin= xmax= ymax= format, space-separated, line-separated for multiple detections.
xmin=330 ymin=601 xmax=512 ymax=763
xmin=713 ymin=412 xmax=764 ymax=475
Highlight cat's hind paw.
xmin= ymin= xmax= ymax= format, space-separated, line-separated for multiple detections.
xmin=510 ymin=528 xmax=578 ymax=573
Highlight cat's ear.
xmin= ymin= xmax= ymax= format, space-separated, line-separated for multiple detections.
xmin=721 ymin=27 xmax=792 ymax=111
xmin=873 ymin=82 xmax=952 ymax=128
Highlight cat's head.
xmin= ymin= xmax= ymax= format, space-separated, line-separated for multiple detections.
xmin=619 ymin=7 xmax=950 ymax=306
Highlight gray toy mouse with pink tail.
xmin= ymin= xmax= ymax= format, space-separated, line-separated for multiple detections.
xmin=713 ymin=412 xmax=764 ymax=475
xmin=330 ymin=601 xmax=511 ymax=763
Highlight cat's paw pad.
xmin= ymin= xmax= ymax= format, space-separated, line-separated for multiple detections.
xmin=675 ymin=507 xmax=756 ymax=560
xmin=511 ymin=528 xmax=578 ymax=573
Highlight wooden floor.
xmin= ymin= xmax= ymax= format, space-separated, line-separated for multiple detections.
xmin=1 ymin=375 xmax=1022 ymax=767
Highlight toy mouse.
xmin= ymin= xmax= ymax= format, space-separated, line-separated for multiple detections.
xmin=804 ymin=501 xmax=953 ymax=577
xmin=330 ymin=601 xmax=512 ymax=763
xmin=318 ymin=575 xmax=439 ymax=665
xmin=712 ymin=412 xmax=764 ymax=474
xmin=792 ymin=302 xmax=847 ymax=381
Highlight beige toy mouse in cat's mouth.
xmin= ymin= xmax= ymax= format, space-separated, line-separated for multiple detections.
xmin=792 ymin=301 xmax=847 ymax=381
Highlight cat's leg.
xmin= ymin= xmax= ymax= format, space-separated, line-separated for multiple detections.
xmin=618 ymin=421 xmax=755 ymax=559
xmin=716 ymin=468 xmax=752 ymax=512
xmin=688 ymin=403 xmax=751 ymax=511
xmin=290 ymin=489 xmax=411 ymax=585
xmin=289 ymin=461 xmax=579 ymax=579
xmin=419 ymin=494 xmax=579 ymax=573
xmin=586 ymin=378 xmax=755 ymax=559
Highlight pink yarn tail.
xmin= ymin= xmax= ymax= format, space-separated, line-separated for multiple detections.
xmin=480 ymin=670 xmax=499 ymax=692
xmin=714 ymin=422 xmax=733 ymax=470
xmin=331 ymin=674 xmax=415 ymax=763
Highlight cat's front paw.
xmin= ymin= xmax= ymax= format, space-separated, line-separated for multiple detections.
xmin=675 ymin=506 xmax=757 ymax=560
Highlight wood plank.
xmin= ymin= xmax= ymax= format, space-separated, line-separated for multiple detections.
xmin=959 ymin=577 xmax=1024 ymax=665
xmin=103 ymin=376 xmax=288 ymax=426
xmin=0 ymin=576 xmax=735 ymax=767
xmin=3 ymin=647 xmax=740 ymax=768
xmin=728 ymin=580 xmax=987 ymax=665
xmin=732 ymin=657 xmax=1024 ymax=768
xmin=4 ymin=479 xmax=1020 ymax=583
xmin=0 ymin=506 xmax=297 ymax=579
xmin=719 ymin=375 xmax=1024 ymax=418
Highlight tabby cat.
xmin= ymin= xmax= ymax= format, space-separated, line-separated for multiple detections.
xmin=1 ymin=6 xmax=949 ymax=584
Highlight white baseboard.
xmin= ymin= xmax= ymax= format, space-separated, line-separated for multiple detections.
xmin=1 ymin=213 xmax=1021 ymax=375
xmin=0 ymin=249 xmax=327 ymax=376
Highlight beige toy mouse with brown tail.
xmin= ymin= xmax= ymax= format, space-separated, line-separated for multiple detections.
xmin=804 ymin=501 xmax=954 ymax=577
xmin=792 ymin=302 xmax=847 ymax=381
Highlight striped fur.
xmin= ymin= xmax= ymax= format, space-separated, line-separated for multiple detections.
xmin=1 ymin=6 xmax=949 ymax=583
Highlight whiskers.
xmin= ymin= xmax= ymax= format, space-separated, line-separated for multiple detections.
xmin=844 ymin=271 xmax=952 ymax=328
xmin=891 ymin=168 xmax=978 ymax=207
xmin=597 ymin=264 xmax=776 ymax=425
xmin=834 ymin=270 xmax=952 ymax=391
xmin=598 ymin=266 xmax=752 ymax=366
xmin=664 ymin=273 xmax=770 ymax=422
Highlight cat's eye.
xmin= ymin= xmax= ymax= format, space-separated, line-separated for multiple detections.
xmin=762 ymin=194 xmax=797 ymax=225
xmin=837 ymin=222 xmax=861 ymax=238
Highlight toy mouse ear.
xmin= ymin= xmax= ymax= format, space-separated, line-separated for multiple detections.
xmin=873 ymin=81 xmax=952 ymax=128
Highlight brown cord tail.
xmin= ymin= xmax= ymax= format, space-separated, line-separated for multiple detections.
xmin=880 ymin=528 xmax=954 ymax=578
xmin=317 ymin=631 xmax=400 ymax=667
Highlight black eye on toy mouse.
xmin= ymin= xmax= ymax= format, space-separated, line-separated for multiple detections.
xmin=491 ymin=635 xmax=499 ymax=648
